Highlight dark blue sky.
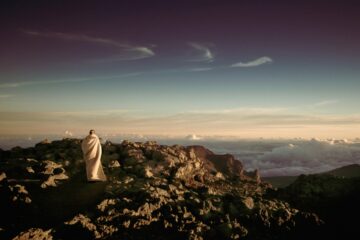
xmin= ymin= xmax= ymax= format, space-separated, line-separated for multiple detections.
xmin=1 ymin=0 xmax=360 ymax=137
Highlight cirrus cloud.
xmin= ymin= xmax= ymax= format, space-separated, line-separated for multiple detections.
xmin=0 ymin=72 xmax=142 ymax=89
xmin=22 ymin=30 xmax=155 ymax=61
xmin=187 ymin=42 xmax=214 ymax=62
xmin=231 ymin=56 xmax=273 ymax=67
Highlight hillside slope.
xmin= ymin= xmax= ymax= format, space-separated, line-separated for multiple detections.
xmin=0 ymin=139 xmax=322 ymax=239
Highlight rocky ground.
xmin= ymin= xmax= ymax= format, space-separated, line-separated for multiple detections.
xmin=270 ymin=173 xmax=360 ymax=239
xmin=0 ymin=139 xmax=326 ymax=239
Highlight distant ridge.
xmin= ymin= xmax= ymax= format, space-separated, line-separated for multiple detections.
xmin=262 ymin=176 xmax=298 ymax=188
xmin=264 ymin=163 xmax=360 ymax=188
xmin=323 ymin=164 xmax=360 ymax=178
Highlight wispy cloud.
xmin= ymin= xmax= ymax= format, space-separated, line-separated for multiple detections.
xmin=89 ymin=47 xmax=155 ymax=63
xmin=231 ymin=56 xmax=273 ymax=67
xmin=186 ymin=67 xmax=213 ymax=72
xmin=0 ymin=78 xmax=89 ymax=89
xmin=186 ymin=107 xmax=288 ymax=115
xmin=0 ymin=73 xmax=142 ymax=89
xmin=313 ymin=100 xmax=339 ymax=107
xmin=188 ymin=42 xmax=214 ymax=62
xmin=22 ymin=30 xmax=126 ymax=47
xmin=2 ymin=109 xmax=360 ymax=137
xmin=22 ymin=30 xmax=155 ymax=61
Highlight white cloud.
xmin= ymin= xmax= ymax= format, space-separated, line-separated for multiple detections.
xmin=313 ymin=100 xmax=339 ymax=107
xmin=0 ymin=78 xmax=89 ymax=89
xmin=22 ymin=30 xmax=126 ymax=47
xmin=0 ymin=72 xmax=142 ymax=89
xmin=231 ymin=56 xmax=273 ymax=67
xmin=64 ymin=130 xmax=73 ymax=137
xmin=185 ymin=134 xmax=202 ymax=140
xmin=22 ymin=30 xmax=155 ymax=61
xmin=244 ymin=138 xmax=360 ymax=176
xmin=2 ymin=109 xmax=360 ymax=138
xmin=187 ymin=107 xmax=287 ymax=115
xmin=186 ymin=67 xmax=213 ymax=72
xmin=188 ymin=42 xmax=214 ymax=62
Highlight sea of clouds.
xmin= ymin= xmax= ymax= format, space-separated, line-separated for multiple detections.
xmin=208 ymin=138 xmax=360 ymax=177
xmin=1 ymin=133 xmax=360 ymax=177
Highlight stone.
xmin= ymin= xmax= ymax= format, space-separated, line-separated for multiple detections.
xmin=41 ymin=160 xmax=63 ymax=175
xmin=97 ymin=199 xmax=117 ymax=212
xmin=144 ymin=166 xmax=153 ymax=178
xmin=12 ymin=228 xmax=53 ymax=240
xmin=1 ymin=139 xmax=327 ymax=240
xmin=215 ymin=172 xmax=225 ymax=180
xmin=26 ymin=167 xmax=35 ymax=174
xmin=242 ymin=197 xmax=254 ymax=210
xmin=64 ymin=214 xmax=100 ymax=238
xmin=41 ymin=173 xmax=69 ymax=188
xmin=0 ymin=172 xmax=6 ymax=182
xmin=108 ymin=160 xmax=121 ymax=168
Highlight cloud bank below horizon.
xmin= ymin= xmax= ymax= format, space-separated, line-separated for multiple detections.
xmin=238 ymin=138 xmax=360 ymax=177
xmin=1 ymin=109 xmax=360 ymax=139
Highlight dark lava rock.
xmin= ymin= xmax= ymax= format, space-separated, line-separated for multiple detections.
xmin=0 ymin=139 xmax=327 ymax=240
xmin=270 ymin=174 xmax=360 ymax=239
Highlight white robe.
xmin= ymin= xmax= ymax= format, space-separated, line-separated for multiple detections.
xmin=81 ymin=134 xmax=107 ymax=181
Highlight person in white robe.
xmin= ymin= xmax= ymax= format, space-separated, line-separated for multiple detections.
xmin=81 ymin=130 xmax=107 ymax=182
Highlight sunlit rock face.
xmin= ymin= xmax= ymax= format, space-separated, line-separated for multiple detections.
xmin=0 ymin=139 xmax=324 ymax=240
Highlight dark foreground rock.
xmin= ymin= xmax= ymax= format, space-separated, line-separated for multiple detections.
xmin=270 ymin=174 xmax=360 ymax=239
xmin=0 ymin=139 xmax=324 ymax=239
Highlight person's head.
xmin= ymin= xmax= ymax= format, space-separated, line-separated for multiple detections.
xmin=89 ymin=129 xmax=95 ymax=135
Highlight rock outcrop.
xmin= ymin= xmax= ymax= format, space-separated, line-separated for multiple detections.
xmin=0 ymin=139 xmax=324 ymax=240
xmin=269 ymin=174 xmax=360 ymax=239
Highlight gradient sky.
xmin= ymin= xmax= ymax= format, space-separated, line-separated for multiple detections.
xmin=1 ymin=0 xmax=360 ymax=138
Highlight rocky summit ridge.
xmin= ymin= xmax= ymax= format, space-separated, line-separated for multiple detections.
xmin=0 ymin=139 xmax=323 ymax=240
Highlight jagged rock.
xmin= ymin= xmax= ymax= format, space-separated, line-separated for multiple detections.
xmin=32 ymin=160 xmax=70 ymax=188
xmin=215 ymin=172 xmax=225 ymax=180
xmin=26 ymin=158 xmax=38 ymax=163
xmin=0 ymin=139 xmax=328 ymax=239
xmin=254 ymin=169 xmax=261 ymax=183
xmin=243 ymin=169 xmax=261 ymax=183
xmin=41 ymin=173 xmax=69 ymax=188
xmin=108 ymin=160 xmax=121 ymax=168
xmin=189 ymin=145 xmax=246 ymax=179
xmin=12 ymin=228 xmax=53 ymax=240
xmin=144 ymin=166 xmax=153 ymax=178
xmin=26 ymin=167 xmax=35 ymax=174
xmin=41 ymin=160 xmax=63 ymax=175
xmin=64 ymin=214 xmax=100 ymax=238
xmin=9 ymin=184 xmax=32 ymax=204
xmin=12 ymin=184 xmax=28 ymax=194
xmin=97 ymin=199 xmax=117 ymax=212
xmin=242 ymin=197 xmax=254 ymax=210
xmin=0 ymin=172 xmax=6 ymax=182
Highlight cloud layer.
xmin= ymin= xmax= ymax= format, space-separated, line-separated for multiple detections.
xmin=21 ymin=30 xmax=276 ymax=69
xmin=1 ymin=109 xmax=360 ymax=139
xmin=313 ymin=100 xmax=339 ymax=107
xmin=22 ymin=30 xmax=155 ymax=61
xmin=188 ymin=42 xmax=214 ymax=62
xmin=0 ymin=73 xmax=141 ymax=89
xmin=231 ymin=56 xmax=273 ymax=67
xmin=241 ymin=138 xmax=360 ymax=176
